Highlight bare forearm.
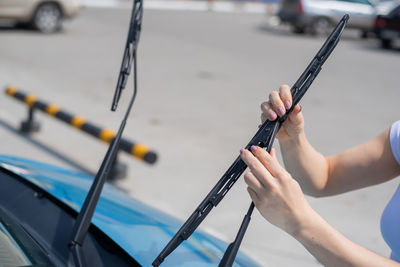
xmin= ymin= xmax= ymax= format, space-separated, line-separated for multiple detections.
xmin=279 ymin=130 xmax=329 ymax=196
xmin=293 ymin=210 xmax=400 ymax=267
xmin=263 ymin=86 xmax=400 ymax=196
xmin=281 ymin=128 xmax=400 ymax=197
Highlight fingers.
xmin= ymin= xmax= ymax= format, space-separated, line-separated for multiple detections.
xmin=270 ymin=147 xmax=277 ymax=159
xmin=240 ymin=148 xmax=276 ymax=188
xmin=247 ymin=187 xmax=261 ymax=205
xmin=261 ymin=101 xmax=276 ymax=122
xmin=244 ymin=171 xmax=264 ymax=192
xmin=241 ymin=153 xmax=264 ymax=205
xmin=269 ymin=84 xmax=292 ymax=117
xmin=278 ymin=84 xmax=292 ymax=110
xmin=260 ymin=111 xmax=269 ymax=125
xmin=288 ymin=104 xmax=303 ymax=124
xmin=250 ymin=146 xmax=285 ymax=178
xmin=261 ymin=84 xmax=294 ymax=122
xmin=269 ymin=91 xmax=285 ymax=117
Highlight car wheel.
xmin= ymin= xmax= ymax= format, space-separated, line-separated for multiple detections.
xmin=291 ymin=25 xmax=305 ymax=34
xmin=31 ymin=3 xmax=62 ymax=33
xmin=360 ymin=30 xmax=368 ymax=39
xmin=381 ymin=39 xmax=392 ymax=49
xmin=310 ymin=17 xmax=332 ymax=36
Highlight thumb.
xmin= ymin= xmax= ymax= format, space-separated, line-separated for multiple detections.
xmin=288 ymin=104 xmax=303 ymax=125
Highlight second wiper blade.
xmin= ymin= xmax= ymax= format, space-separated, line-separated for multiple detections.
xmin=111 ymin=0 xmax=143 ymax=111
xmin=153 ymin=14 xmax=349 ymax=266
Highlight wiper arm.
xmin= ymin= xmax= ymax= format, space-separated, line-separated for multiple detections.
xmin=112 ymin=0 xmax=143 ymax=112
xmin=153 ymin=14 xmax=349 ymax=267
xmin=68 ymin=1 xmax=143 ymax=266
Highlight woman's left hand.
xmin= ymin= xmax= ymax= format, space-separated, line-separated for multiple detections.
xmin=240 ymin=146 xmax=314 ymax=235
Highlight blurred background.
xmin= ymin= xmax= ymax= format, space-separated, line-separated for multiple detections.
xmin=0 ymin=0 xmax=399 ymax=266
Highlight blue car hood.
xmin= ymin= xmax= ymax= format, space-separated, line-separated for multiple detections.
xmin=0 ymin=155 xmax=259 ymax=267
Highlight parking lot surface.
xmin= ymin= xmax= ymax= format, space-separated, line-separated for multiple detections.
xmin=0 ymin=7 xmax=399 ymax=266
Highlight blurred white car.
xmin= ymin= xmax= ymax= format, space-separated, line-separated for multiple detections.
xmin=0 ymin=0 xmax=81 ymax=33
xmin=278 ymin=0 xmax=377 ymax=36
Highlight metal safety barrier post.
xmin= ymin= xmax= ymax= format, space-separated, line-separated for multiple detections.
xmin=5 ymin=86 xmax=158 ymax=169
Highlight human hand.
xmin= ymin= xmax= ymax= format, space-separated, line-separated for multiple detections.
xmin=260 ymin=84 xmax=304 ymax=141
xmin=240 ymin=145 xmax=313 ymax=235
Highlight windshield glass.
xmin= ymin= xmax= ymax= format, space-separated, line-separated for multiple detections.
xmin=0 ymin=222 xmax=31 ymax=265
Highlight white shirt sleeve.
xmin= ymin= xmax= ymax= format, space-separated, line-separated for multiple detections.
xmin=390 ymin=120 xmax=400 ymax=165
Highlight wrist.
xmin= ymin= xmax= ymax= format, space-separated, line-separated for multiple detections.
xmin=290 ymin=206 xmax=324 ymax=240
xmin=279 ymin=130 xmax=307 ymax=150
xmin=278 ymin=198 xmax=317 ymax=237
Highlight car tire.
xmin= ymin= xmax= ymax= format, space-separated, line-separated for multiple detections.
xmin=31 ymin=3 xmax=63 ymax=33
xmin=360 ymin=30 xmax=368 ymax=39
xmin=381 ymin=39 xmax=392 ymax=49
xmin=291 ymin=25 xmax=305 ymax=34
xmin=310 ymin=17 xmax=332 ymax=36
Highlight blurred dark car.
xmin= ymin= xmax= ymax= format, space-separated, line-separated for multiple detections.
xmin=278 ymin=0 xmax=377 ymax=36
xmin=0 ymin=0 xmax=81 ymax=33
xmin=374 ymin=3 xmax=400 ymax=48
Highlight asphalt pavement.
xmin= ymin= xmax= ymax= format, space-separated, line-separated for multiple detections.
xmin=0 ymin=6 xmax=399 ymax=267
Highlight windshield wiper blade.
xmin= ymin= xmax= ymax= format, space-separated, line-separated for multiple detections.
xmin=112 ymin=0 xmax=143 ymax=112
xmin=153 ymin=14 xmax=349 ymax=267
xmin=68 ymin=1 xmax=143 ymax=266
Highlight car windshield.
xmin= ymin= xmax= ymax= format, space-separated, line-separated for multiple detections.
xmin=389 ymin=5 xmax=400 ymax=16
xmin=0 ymin=222 xmax=31 ymax=265
xmin=0 ymin=204 xmax=52 ymax=266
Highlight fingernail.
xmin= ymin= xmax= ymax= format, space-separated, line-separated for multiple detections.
xmin=278 ymin=107 xmax=285 ymax=116
xmin=285 ymin=101 xmax=291 ymax=110
xmin=240 ymin=148 xmax=245 ymax=154
xmin=251 ymin=145 xmax=257 ymax=152
xmin=268 ymin=112 xmax=276 ymax=120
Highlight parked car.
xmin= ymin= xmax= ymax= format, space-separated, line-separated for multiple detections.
xmin=0 ymin=154 xmax=261 ymax=266
xmin=278 ymin=0 xmax=376 ymax=36
xmin=0 ymin=0 xmax=81 ymax=33
xmin=374 ymin=2 xmax=400 ymax=48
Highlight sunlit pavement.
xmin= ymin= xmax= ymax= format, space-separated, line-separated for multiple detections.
xmin=1 ymin=6 xmax=399 ymax=267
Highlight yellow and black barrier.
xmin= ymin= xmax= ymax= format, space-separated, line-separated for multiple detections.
xmin=5 ymin=86 xmax=157 ymax=164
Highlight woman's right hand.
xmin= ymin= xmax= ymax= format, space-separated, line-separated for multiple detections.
xmin=261 ymin=84 xmax=305 ymax=141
